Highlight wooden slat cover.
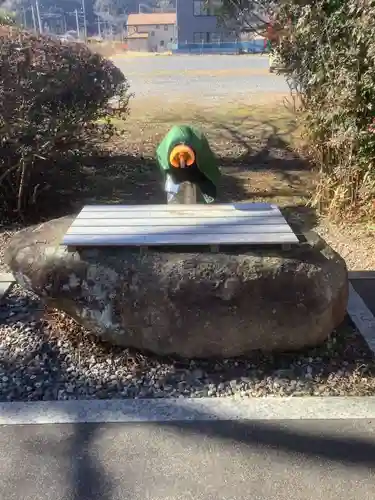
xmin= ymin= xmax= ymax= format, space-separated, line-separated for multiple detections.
xmin=64 ymin=216 xmax=288 ymax=226
xmin=80 ymin=203 xmax=277 ymax=212
xmin=62 ymin=203 xmax=299 ymax=247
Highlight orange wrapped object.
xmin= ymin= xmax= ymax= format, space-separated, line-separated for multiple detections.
xmin=169 ymin=144 xmax=196 ymax=168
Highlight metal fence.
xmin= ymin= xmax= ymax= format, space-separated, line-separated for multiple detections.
xmin=172 ymin=40 xmax=267 ymax=55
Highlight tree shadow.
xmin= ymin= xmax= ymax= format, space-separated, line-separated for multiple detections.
xmin=160 ymin=417 xmax=375 ymax=469
xmin=1 ymin=287 xmax=375 ymax=497
xmin=211 ymin=116 xmax=310 ymax=176
xmin=19 ymin=423 xmax=116 ymax=500
xmin=199 ymin=113 xmax=317 ymax=229
xmin=23 ymin=150 xmax=250 ymax=224
xmin=24 ymin=153 xmax=165 ymax=224
xmin=16 ymin=108 xmax=316 ymax=232
xmin=0 ymin=307 xmax=118 ymax=500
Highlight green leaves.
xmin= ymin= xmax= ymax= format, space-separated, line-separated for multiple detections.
xmin=275 ymin=0 xmax=375 ymax=215
xmin=213 ymin=0 xmax=274 ymax=34
xmin=0 ymin=28 xmax=131 ymax=220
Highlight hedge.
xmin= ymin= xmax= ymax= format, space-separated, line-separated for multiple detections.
xmin=0 ymin=27 xmax=131 ymax=220
xmin=277 ymin=1 xmax=375 ymax=217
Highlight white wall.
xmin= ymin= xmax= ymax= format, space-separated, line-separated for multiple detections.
xmin=132 ymin=23 xmax=177 ymax=51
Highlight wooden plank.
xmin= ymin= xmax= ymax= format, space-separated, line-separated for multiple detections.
xmin=71 ymin=216 xmax=286 ymax=226
xmin=65 ymin=223 xmax=293 ymax=236
xmin=0 ymin=273 xmax=14 ymax=282
xmin=78 ymin=210 xmax=281 ymax=219
xmin=78 ymin=204 xmax=282 ymax=219
xmin=62 ymin=203 xmax=299 ymax=247
xmin=62 ymin=232 xmax=298 ymax=247
xmin=80 ymin=202 xmax=279 ymax=212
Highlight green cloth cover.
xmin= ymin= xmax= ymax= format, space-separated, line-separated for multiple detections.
xmin=156 ymin=124 xmax=221 ymax=187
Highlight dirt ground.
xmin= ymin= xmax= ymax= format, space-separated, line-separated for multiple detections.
xmin=116 ymin=95 xmax=312 ymax=207
xmin=1 ymin=81 xmax=374 ymax=273
xmin=62 ymin=93 xmax=375 ymax=272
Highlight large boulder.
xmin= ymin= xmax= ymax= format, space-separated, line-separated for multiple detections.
xmin=4 ymin=216 xmax=348 ymax=358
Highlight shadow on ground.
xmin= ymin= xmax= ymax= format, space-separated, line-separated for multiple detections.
xmin=24 ymin=152 xmax=250 ymax=223
xmin=25 ymin=154 xmax=165 ymax=223
xmin=0 ymin=90 xmax=319 ymax=231
xmin=23 ymin=112 xmax=317 ymax=232
xmin=1 ymin=325 xmax=375 ymax=500
xmin=2 ymin=407 xmax=375 ymax=499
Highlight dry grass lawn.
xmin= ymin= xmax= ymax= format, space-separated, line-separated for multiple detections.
xmin=109 ymin=95 xmax=314 ymax=210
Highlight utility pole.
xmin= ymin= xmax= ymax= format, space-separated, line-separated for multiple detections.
xmin=75 ymin=9 xmax=80 ymax=38
xmin=81 ymin=0 xmax=87 ymax=40
xmin=35 ymin=0 xmax=43 ymax=33
xmin=31 ymin=4 xmax=37 ymax=32
xmin=139 ymin=3 xmax=152 ymax=14
xmin=97 ymin=16 xmax=102 ymax=38
xmin=21 ymin=6 xmax=27 ymax=28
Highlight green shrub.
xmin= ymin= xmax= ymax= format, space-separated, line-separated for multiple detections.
xmin=0 ymin=26 xmax=131 ymax=220
xmin=277 ymin=1 xmax=375 ymax=218
xmin=0 ymin=9 xmax=15 ymax=26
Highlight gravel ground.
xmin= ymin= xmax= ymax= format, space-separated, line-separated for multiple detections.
xmin=113 ymin=54 xmax=289 ymax=97
xmin=1 ymin=189 xmax=375 ymax=402
xmin=1 ymin=218 xmax=375 ymax=401
xmin=0 ymin=285 xmax=374 ymax=402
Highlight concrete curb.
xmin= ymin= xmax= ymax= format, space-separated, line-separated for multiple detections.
xmin=1 ymin=397 xmax=375 ymax=425
xmin=0 ymin=273 xmax=15 ymax=303
xmin=348 ymin=271 xmax=375 ymax=280
xmin=347 ymin=282 xmax=375 ymax=354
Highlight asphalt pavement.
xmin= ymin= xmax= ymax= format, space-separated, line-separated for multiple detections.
xmin=1 ymin=419 xmax=375 ymax=500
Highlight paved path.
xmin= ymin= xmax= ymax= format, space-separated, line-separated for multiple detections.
xmin=347 ymin=272 xmax=375 ymax=354
xmin=0 ymin=398 xmax=374 ymax=499
xmin=1 ymin=419 xmax=375 ymax=500
xmin=112 ymin=54 xmax=289 ymax=98
xmin=351 ymin=277 xmax=375 ymax=316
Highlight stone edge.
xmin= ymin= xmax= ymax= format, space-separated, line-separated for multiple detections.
xmin=347 ymin=282 xmax=375 ymax=354
xmin=1 ymin=397 xmax=375 ymax=425
xmin=348 ymin=271 xmax=375 ymax=280
xmin=0 ymin=272 xmax=15 ymax=303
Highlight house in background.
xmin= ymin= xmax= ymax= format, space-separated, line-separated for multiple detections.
xmin=126 ymin=13 xmax=177 ymax=52
xmin=176 ymin=0 xmax=235 ymax=46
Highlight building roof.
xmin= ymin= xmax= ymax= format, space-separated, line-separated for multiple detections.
xmin=127 ymin=13 xmax=176 ymax=26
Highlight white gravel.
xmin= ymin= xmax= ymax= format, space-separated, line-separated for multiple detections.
xmin=0 ymin=284 xmax=374 ymax=402
xmin=1 ymin=217 xmax=375 ymax=402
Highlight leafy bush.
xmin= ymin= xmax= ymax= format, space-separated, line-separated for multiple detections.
xmin=0 ymin=9 xmax=15 ymax=26
xmin=276 ymin=1 xmax=375 ymax=218
xmin=0 ymin=26 xmax=131 ymax=220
